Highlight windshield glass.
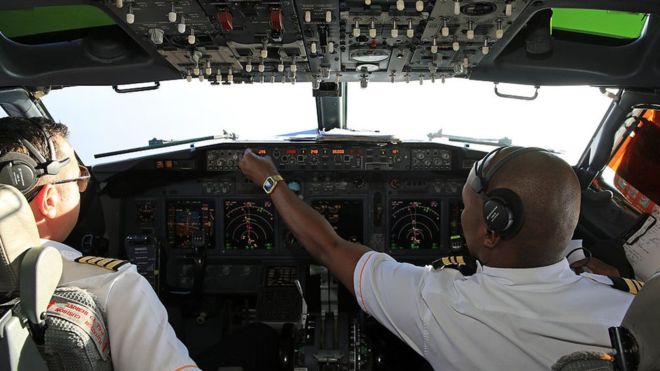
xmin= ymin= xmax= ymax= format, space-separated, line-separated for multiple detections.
xmin=42 ymin=80 xmax=610 ymax=166
xmin=349 ymin=80 xmax=610 ymax=162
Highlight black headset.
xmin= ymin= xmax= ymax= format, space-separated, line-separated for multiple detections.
xmin=0 ymin=121 xmax=70 ymax=199
xmin=468 ymin=146 xmax=547 ymax=239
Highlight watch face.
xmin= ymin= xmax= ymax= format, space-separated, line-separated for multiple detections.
xmin=263 ymin=177 xmax=275 ymax=193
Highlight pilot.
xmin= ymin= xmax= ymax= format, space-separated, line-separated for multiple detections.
xmin=0 ymin=117 xmax=199 ymax=371
xmin=239 ymin=146 xmax=635 ymax=370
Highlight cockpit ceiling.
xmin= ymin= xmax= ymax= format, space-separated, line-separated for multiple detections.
xmin=0 ymin=0 xmax=658 ymax=89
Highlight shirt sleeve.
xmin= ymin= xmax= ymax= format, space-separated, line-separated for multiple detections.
xmin=104 ymin=269 xmax=199 ymax=371
xmin=353 ymin=251 xmax=428 ymax=355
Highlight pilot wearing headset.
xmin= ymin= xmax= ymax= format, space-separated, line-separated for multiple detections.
xmin=239 ymin=146 xmax=635 ymax=370
xmin=0 ymin=117 xmax=199 ymax=371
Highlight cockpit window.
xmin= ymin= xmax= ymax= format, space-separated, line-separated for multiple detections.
xmin=349 ymin=81 xmax=609 ymax=164
xmin=551 ymin=9 xmax=648 ymax=40
xmin=0 ymin=5 xmax=115 ymax=41
xmin=41 ymin=82 xmax=318 ymax=165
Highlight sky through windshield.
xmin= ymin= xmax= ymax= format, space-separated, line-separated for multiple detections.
xmin=42 ymin=79 xmax=610 ymax=165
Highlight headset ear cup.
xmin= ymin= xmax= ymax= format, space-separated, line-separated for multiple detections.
xmin=483 ymin=188 xmax=524 ymax=238
xmin=0 ymin=153 xmax=40 ymax=195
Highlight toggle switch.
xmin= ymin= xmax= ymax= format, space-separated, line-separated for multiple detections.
xmin=407 ymin=19 xmax=414 ymax=38
xmin=391 ymin=19 xmax=398 ymax=38
xmin=353 ymin=20 xmax=361 ymax=37
xmin=188 ymin=28 xmax=195 ymax=44
xmin=178 ymin=16 xmax=186 ymax=33
xmin=369 ymin=19 xmax=377 ymax=38
xmin=496 ymin=19 xmax=504 ymax=39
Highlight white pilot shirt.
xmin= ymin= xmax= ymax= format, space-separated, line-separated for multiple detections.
xmin=354 ymin=251 xmax=634 ymax=371
xmin=42 ymin=239 xmax=200 ymax=371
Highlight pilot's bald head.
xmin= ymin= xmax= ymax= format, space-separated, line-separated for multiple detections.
xmin=466 ymin=147 xmax=581 ymax=266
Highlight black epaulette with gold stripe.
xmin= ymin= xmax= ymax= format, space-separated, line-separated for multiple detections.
xmin=431 ymin=255 xmax=478 ymax=276
xmin=75 ymin=256 xmax=128 ymax=271
xmin=607 ymin=276 xmax=645 ymax=295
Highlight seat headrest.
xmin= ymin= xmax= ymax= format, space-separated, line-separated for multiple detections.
xmin=621 ymin=273 xmax=660 ymax=370
xmin=0 ymin=184 xmax=40 ymax=296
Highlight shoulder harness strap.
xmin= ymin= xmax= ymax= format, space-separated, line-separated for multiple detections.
xmin=75 ymin=256 xmax=128 ymax=271
xmin=431 ymin=255 xmax=478 ymax=276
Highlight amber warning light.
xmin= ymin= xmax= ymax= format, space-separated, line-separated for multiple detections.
xmin=257 ymin=149 xmax=267 ymax=155
xmin=332 ymin=149 xmax=345 ymax=155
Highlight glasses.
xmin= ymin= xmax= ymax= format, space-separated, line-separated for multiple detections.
xmin=49 ymin=165 xmax=91 ymax=193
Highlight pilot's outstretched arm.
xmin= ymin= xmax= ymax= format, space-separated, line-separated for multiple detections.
xmin=239 ymin=149 xmax=428 ymax=355
xmin=239 ymin=148 xmax=370 ymax=294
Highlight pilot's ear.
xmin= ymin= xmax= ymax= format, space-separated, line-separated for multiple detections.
xmin=31 ymin=184 xmax=58 ymax=219
xmin=483 ymin=229 xmax=501 ymax=249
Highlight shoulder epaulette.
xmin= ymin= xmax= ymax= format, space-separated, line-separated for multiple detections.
xmin=74 ymin=256 xmax=128 ymax=271
xmin=431 ymin=255 xmax=478 ymax=276
xmin=607 ymin=276 xmax=645 ymax=295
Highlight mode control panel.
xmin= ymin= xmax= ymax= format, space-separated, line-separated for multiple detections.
xmin=206 ymin=144 xmax=454 ymax=172
xmin=207 ymin=149 xmax=242 ymax=171
xmin=411 ymin=149 xmax=452 ymax=170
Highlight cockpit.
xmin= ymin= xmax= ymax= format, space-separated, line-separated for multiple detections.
xmin=1 ymin=1 xmax=659 ymax=370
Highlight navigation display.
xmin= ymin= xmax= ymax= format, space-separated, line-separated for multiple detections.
xmin=312 ymin=200 xmax=363 ymax=243
xmin=166 ymin=200 xmax=216 ymax=249
xmin=390 ymin=200 xmax=442 ymax=250
xmin=224 ymin=199 xmax=275 ymax=250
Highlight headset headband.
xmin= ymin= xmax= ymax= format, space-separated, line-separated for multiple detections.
xmin=470 ymin=147 xmax=547 ymax=195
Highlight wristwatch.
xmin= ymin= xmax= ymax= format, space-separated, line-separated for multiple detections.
xmin=262 ymin=174 xmax=284 ymax=194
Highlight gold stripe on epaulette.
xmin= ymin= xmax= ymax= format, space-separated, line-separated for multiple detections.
xmin=622 ymin=278 xmax=638 ymax=295
xmin=75 ymin=256 xmax=128 ymax=271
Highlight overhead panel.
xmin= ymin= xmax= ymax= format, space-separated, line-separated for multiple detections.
xmin=101 ymin=0 xmax=529 ymax=85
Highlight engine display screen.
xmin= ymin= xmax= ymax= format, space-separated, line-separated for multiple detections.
xmin=166 ymin=200 xmax=216 ymax=249
xmin=390 ymin=200 xmax=442 ymax=250
xmin=224 ymin=200 xmax=275 ymax=250
xmin=312 ymin=199 xmax=363 ymax=243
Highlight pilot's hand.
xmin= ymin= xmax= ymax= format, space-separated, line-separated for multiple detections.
xmin=571 ymin=256 xmax=620 ymax=277
xmin=239 ymin=148 xmax=280 ymax=186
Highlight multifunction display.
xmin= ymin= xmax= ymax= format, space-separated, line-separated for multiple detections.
xmin=166 ymin=200 xmax=216 ymax=249
xmin=224 ymin=199 xmax=275 ymax=250
xmin=390 ymin=200 xmax=442 ymax=250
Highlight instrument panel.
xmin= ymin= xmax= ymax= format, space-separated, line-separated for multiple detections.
xmin=105 ymin=142 xmax=480 ymax=290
